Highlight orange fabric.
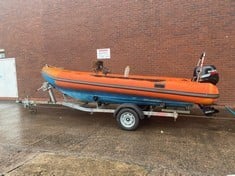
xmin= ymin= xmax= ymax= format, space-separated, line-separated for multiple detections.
xmin=42 ymin=66 xmax=219 ymax=105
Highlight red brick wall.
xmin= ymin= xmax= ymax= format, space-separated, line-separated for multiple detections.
xmin=0 ymin=0 xmax=234 ymax=105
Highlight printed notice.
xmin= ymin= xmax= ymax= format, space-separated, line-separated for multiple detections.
xmin=97 ymin=48 xmax=111 ymax=59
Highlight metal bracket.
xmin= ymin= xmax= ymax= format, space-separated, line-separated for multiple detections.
xmin=37 ymin=82 xmax=56 ymax=103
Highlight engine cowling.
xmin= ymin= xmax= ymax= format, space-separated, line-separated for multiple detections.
xmin=193 ymin=65 xmax=219 ymax=85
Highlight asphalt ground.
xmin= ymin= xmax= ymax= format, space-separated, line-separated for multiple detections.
xmin=0 ymin=102 xmax=234 ymax=176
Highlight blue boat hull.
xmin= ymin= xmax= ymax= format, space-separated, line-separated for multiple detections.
xmin=57 ymin=87 xmax=192 ymax=107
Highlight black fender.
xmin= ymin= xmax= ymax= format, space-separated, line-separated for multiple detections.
xmin=114 ymin=103 xmax=145 ymax=120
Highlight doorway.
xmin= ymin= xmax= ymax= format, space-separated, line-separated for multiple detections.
xmin=0 ymin=58 xmax=18 ymax=98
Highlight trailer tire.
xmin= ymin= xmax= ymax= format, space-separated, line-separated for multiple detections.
xmin=116 ymin=108 xmax=140 ymax=131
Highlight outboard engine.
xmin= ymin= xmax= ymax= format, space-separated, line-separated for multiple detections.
xmin=192 ymin=52 xmax=220 ymax=116
xmin=193 ymin=65 xmax=219 ymax=85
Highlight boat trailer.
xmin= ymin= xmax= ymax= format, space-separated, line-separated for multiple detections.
xmin=18 ymin=82 xmax=199 ymax=131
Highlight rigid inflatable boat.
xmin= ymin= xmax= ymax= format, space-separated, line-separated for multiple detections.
xmin=41 ymin=53 xmax=219 ymax=115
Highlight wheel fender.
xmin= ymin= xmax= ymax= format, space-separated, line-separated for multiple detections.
xmin=114 ymin=103 xmax=144 ymax=120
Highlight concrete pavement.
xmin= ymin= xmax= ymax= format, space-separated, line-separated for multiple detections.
xmin=0 ymin=102 xmax=234 ymax=175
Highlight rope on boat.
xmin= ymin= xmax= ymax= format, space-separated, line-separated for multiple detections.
xmin=225 ymin=106 xmax=235 ymax=116
xmin=214 ymin=104 xmax=235 ymax=117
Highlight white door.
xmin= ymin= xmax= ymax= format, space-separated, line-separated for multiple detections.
xmin=0 ymin=58 xmax=18 ymax=98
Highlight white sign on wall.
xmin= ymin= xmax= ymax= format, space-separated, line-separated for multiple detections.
xmin=97 ymin=48 xmax=111 ymax=59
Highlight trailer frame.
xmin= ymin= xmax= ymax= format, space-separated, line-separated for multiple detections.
xmin=17 ymin=82 xmax=192 ymax=131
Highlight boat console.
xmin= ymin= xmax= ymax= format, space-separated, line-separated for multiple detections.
xmin=92 ymin=60 xmax=110 ymax=75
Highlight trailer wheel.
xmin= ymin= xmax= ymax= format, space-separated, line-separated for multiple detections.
xmin=116 ymin=108 xmax=140 ymax=131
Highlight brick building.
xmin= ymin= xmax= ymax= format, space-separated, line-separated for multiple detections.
xmin=0 ymin=0 xmax=234 ymax=105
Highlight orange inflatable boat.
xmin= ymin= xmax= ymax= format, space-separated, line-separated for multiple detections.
xmin=41 ymin=53 xmax=219 ymax=115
